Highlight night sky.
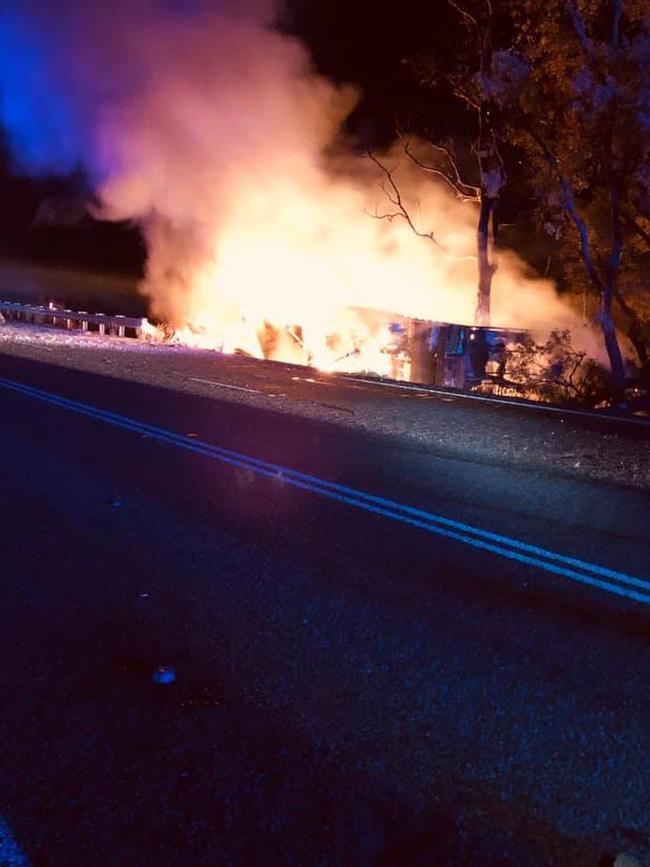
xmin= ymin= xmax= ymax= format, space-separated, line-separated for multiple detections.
xmin=0 ymin=0 xmax=507 ymax=276
xmin=286 ymin=0 xmax=460 ymax=141
xmin=0 ymin=0 xmax=460 ymax=170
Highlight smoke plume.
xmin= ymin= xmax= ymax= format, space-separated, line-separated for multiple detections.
xmin=0 ymin=0 xmax=595 ymax=366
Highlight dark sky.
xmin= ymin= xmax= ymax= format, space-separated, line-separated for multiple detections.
xmin=0 ymin=0 xmax=467 ymax=187
xmin=0 ymin=0 xmax=461 ymax=173
xmin=285 ymin=0 xmax=461 ymax=143
xmin=0 ymin=0 xmax=470 ymax=274
xmin=288 ymin=0 xmax=453 ymax=83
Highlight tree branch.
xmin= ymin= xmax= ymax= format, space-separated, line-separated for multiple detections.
xmin=607 ymin=176 xmax=623 ymax=285
xmin=614 ymin=286 xmax=638 ymax=321
xmin=448 ymin=0 xmax=478 ymax=29
xmin=522 ymin=120 xmax=603 ymax=291
xmin=449 ymin=83 xmax=480 ymax=111
xmin=637 ymin=203 xmax=650 ymax=222
xmin=622 ymin=213 xmax=650 ymax=249
xmin=404 ymin=140 xmax=480 ymax=202
xmin=566 ymin=0 xmax=593 ymax=54
xmin=612 ymin=0 xmax=623 ymax=48
xmin=366 ymin=152 xmax=446 ymax=251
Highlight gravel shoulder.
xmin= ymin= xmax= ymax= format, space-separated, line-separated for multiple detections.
xmin=1 ymin=321 xmax=648 ymax=491
xmin=2 ymin=321 xmax=650 ymax=867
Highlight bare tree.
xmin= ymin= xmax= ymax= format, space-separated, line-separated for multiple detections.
xmin=365 ymin=150 xmax=445 ymax=250
xmin=402 ymin=0 xmax=506 ymax=326
xmin=449 ymin=0 xmax=505 ymax=326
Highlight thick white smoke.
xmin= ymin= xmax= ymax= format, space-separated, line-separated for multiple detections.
xmin=2 ymin=0 xmax=597 ymax=366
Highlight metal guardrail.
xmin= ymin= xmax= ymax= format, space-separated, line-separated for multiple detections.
xmin=1 ymin=298 xmax=647 ymax=426
xmin=0 ymin=300 xmax=145 ymax=338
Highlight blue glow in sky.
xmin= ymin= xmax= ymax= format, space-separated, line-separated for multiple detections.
xmin=0 ymin=8 xmax=86 ymax=173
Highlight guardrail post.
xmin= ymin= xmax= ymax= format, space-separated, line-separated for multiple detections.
xmin=0 ymin=300 xmax=145 ymax=342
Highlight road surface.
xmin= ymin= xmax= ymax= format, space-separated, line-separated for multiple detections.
xmin=0 ymin=348 xmax=649 ymax=867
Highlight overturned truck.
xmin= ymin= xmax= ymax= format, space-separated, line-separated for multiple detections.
xmin=381 ymin=316 xmax=611 ymax=408
xmin=407 ymin=320 xmax=529 ymax=391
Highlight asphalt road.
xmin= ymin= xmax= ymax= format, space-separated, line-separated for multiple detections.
xmin=1 ymin=350 xmax=650 ymax=867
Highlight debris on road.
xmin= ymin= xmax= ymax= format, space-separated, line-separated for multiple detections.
xmin=152 ymin=666 xmax=176 ymax=685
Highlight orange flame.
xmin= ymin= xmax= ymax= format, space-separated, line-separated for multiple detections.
xmin=92 ymin=4 xmax=596 ymax=375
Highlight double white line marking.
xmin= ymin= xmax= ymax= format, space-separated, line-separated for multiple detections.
xmin=2 ymin=376 xmax=648 ymax=606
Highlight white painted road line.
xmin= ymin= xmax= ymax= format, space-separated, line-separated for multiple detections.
xmin=345 ymin=375 xmax=650 ymax=426
xmin=0 ymin=818 xmax=29 ymax=867
xmin=1 ymin=376 xmax=648 ymax=606
xmin=188 ymin=377 xmax=262 ymax=394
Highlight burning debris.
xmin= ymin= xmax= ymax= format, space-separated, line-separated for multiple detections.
xmin=146 ymin=311 xmax=413 ymax=379
xmin=148 ymin=309 xmax=615 ymax=407
xmin=0 ymin=0 xmax=603 ymax=387
xmin=1 ymin=294 xmax=632 ymax=409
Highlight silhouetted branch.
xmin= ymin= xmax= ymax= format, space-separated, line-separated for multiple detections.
xmin=404 ymin=140 xmax=480 ymax=203
xmin=566 ymin=0 xmax=594 ymax=54
xmin=366 ymin=151 xmax=445 ymax=250
xmin=612 ymin=0 xmax=623 ymax=47
xmin=622 ymin=214 xmax=650 ymax=249
xmin=448 ymin=0 xmax=478 ymax=29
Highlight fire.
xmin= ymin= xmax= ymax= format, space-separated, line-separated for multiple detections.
xmin=1 ymin=1 xmax=601 ymax=378
xmin=84 ymin=2 xmax=589 ymax=377
xmin=166 ymin=310 xmax=411 ymax=379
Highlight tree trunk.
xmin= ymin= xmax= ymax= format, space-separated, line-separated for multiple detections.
xmin=627 ymin=323 xmax=649 ymax=374
xmin=476 ymin=196 xmax=496 ymax=326
xmin=614 ymin=292 xmax=649 ymax=374
xmin=601 ymin=192 xmax=628 ymax=402
xmin=600 ymin=283 xmax=627 ymax=402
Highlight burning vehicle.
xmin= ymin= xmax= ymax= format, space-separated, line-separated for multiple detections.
xmin=157 ymin=306 xmax=533 ymax=391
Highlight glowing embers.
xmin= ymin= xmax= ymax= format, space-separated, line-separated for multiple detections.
xmin=153 ymin=307 xmax=414 ymax=381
